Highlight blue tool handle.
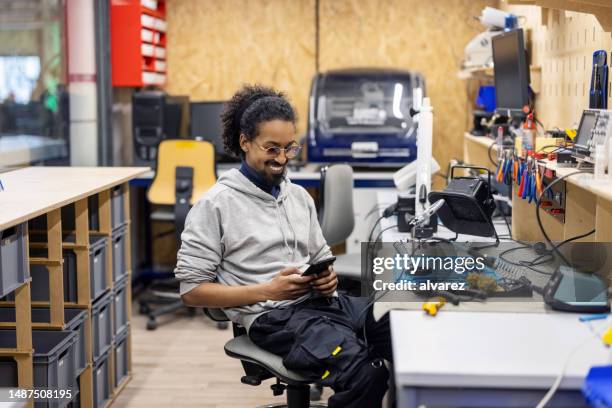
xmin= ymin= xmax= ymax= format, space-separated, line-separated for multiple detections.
xmin=579 ymin=313 xmax=609 ymax=322
xmin=590 ymin=50 xmax=608 ymax=109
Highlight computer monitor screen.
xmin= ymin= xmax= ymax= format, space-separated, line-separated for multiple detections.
xmin=574 ymin=110 xmax=597 ymax=152
xmin=190 ymin=101 xmax=237 ymax=162
xmin=492 ymin=29 xmax=530 ymax=114
xmin=165 ymin=95 xmax=190 ymax=139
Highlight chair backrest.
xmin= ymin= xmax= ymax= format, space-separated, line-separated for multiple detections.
xmin=318 ymin=164 xmax=355 ymax=246
xmin=147 ymin=139 xmax=217 ymax=205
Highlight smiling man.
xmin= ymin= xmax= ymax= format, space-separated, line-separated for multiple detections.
xmin=174 ymin=85 xmax=392 ymax=408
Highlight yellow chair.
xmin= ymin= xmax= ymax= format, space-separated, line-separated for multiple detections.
xmin=147 ymin=139 xmax=217 ymax=206
xmin=139 ymin=139 xmax=223 ymax=330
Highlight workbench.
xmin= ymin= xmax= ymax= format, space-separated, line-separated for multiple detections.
xmin=463 ymin=132 xmax=612 ymax=266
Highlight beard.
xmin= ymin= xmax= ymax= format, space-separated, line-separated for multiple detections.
xmin=264 ymin=160 xmax=287 ymax=186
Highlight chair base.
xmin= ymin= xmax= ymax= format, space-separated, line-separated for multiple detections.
xmin=253 ymin=384 xmax=327 ymax=408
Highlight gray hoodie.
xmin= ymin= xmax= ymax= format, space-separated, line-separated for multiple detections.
xmin=174 ymin=168 xmax=333 ymax=330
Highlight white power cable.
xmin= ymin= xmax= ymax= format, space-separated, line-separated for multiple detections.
xmin=535 ymin=320 xmax=608 ymax=408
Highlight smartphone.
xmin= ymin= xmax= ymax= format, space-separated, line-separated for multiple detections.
xmin=303 ymin=257 xmax=336 ymax=277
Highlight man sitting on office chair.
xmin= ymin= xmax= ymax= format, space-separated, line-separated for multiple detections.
xmin=175 ymin=85 xmax=392 ymax=408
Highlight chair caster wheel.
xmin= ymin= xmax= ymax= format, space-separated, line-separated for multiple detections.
xmin=146 ymin=318 xmax=158 ymax=330
xmin=310 ymin=384 xmax=323 ymax=401
xmin=139 ymin=304 xmax=150 ymax=315
xmin=216 ymin=321 xmax=229 ymax=330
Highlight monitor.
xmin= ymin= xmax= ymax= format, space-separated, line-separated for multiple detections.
xmin=573 ymin=110 xmax=598 ymax=157
xmin=190 ymin=101 xmax=237 ymax=162
xmin=492 ymin=29 xmax=530 ymax=116
xmin=164 ymin=95 xmax=190 ymax=139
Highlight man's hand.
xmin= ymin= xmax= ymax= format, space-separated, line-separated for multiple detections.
xmin=312 ymin=266 xmax=338 ymax=296
xmin=263 ymin=267 xmax=315 ymax=301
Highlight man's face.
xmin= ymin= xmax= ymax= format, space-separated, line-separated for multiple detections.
xmin=240 ymin=120 xmax=297 ymax=186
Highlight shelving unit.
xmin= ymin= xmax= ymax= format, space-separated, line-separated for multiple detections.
xmin=457 ymin=66 xmax=494 ymax=80
xmin=110 ymin=0 xmax=167 ymax=87
xmin=0 ymin=282 xmax=33 ymax=408
xmin=0 ymin=167 xmax=148 ymax=408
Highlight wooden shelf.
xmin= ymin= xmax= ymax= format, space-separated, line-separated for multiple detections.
xmin=0 ymin=168 xmax=140 ymax=407
xmin=113 ymin=374 xmax=132 ymax=398
xmin=507 ymin=0 xmax=612 ymax=32
xmin=0 ymin=349 xmax=33 ymax=357
xmin=457 ymin=66 xmax=494 ymax=80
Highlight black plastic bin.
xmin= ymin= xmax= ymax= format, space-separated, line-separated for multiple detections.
xmin=93 ymin=350 xmax=111 ymax=408
xmin=111 ymin=226 xmax=128 ymax=283
xmin=29 ymin=234 xmax=108 ymax=303
xmin=0 ymin=307 xmax=87 ymax=377
xmin=0 ymin=329 xmax=77 ymax=408
xmin=0 ymin=223 xmax=29 ymax=298
xmin=114 ymin=325 xmax=129 ymax=387
xmin=61 ymin=195 xmax=100 ymax=231
xmin=113 ymin=275 xmax=128 ymax=337
xmin=92 ymin=291 xmax=113 ymax=362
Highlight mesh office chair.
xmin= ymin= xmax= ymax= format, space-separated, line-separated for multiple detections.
xmin=139 ymin=140 xmax=226 ymax=330
xmin=318 ymin=165 xmax=362 ymax=283
xmin=205 ymin=308 xmax=327 ymax=408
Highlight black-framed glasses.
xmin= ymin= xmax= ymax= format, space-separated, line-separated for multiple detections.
xmin=252 ymin=140 xmax=302 ymax=158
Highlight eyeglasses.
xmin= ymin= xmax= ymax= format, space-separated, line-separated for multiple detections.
xmin=252 ymin=140 xmax=302 ymax=158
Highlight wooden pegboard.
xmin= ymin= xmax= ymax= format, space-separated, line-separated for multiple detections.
xmin=502 ymin=1 xmax=612 ymax=130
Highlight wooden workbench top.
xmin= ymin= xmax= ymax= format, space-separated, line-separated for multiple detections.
xmin=0 ymin=167 xmax=149 ymax=230
xmin=464 ymin=132 xmax=496 ymax=148
xmin=539 ymin=159 xmax=612 ymax=202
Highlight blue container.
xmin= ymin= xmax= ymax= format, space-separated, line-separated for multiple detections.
xmin=476 ymin=86 xmax=496 ymax=113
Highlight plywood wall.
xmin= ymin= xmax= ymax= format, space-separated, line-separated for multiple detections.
xmin=166 ymin=0 xmax=496 ymax=168
xmin=502 ymin=1 xmax=612 ymax=129
xmin=165 ymin=0 xmax=316 ymax=134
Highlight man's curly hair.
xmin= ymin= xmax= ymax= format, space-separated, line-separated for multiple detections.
xmin=221 ymin=84 xmax=296 ymax=159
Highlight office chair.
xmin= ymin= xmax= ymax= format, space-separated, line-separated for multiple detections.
xmin=204 ymin=308 xmax=327 ymax=408
xmin=318 ymin=165 xmax=362 ymax=284
xmin=133 ymin=91 xmax=166 ymax=164
xmin=139 ymin=139 xmax=227 ymax=330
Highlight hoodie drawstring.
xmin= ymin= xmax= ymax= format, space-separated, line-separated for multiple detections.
xmin=281 ymin=202 xmax=298 ymax=259
xmin=275 ymin=203 xmax=293 ymax=259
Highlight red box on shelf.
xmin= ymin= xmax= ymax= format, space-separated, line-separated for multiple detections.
xmin=111 ymin=0 xmax=167 ymax=87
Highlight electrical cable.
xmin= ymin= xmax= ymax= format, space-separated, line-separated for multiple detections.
xmin=367 ymin=216 xmax=385 ymax=244
xmin=364 ymin=203 xmax=395 ymax=220
xmin=487 ymin=142 xmax=498 ymax=167
xmin=535 ymin=336 xmax=593 ymax=408
xmin=535 ymin=169 xmax=593 ymax=266
xmin=366 ymin=225 xmax=399 ymax=273
xmin=497 ymin=228 xmax=596 ymax=276
xmin=360 ymin=235 xmax=413 ymax=347
xmin=500 ymin=212 xmax=512 ymax=240
xmin=536 ymin=144 xmax=566 ymax=154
